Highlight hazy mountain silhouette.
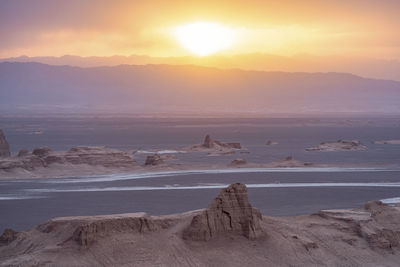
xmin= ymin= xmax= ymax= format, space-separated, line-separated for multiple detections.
xmin=1 ymin=62 xmax=399 ymax=115
xmin=2 ymin=54 xmax=400 ymax=82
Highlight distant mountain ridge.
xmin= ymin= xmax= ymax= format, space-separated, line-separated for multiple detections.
xmin=1 ymin=54 xmax=400 ymax=82
xmin=1 ymin=62 xmax=400 ymax=115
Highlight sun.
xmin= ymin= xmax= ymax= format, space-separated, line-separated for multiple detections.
xmin=174 ymin=22 xmax=236 ymax=56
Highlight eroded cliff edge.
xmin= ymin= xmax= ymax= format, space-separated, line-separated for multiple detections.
xmin=1 ymin=183 xmax=400 ymax=266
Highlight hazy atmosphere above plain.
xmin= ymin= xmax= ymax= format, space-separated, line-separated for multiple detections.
xmin=1 ymin=0 xmax=400 ymax=114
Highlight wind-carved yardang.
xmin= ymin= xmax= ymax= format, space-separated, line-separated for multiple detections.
xmin=0 ymin=130 xmax=11 ymax=158
xmin=183 ymin=183 xmax=263 ymax=241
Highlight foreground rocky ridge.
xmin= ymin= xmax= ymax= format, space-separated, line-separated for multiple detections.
xmin=1 ymin=183 xmax=400 ymax=266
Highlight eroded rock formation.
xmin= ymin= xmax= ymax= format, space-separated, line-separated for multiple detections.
xmin=0 ymin=130 xmax=11 ymax=158
xmin=0 ymin=229 xmax=18 ymax=245
xmin=201 ymin=134 xmax=242 ymax=149
xmin=187 ymin=135 xmax=244 ymax=152
xmin=17 ymin=149 xmax=29 ymax=157
xmin=203 ymin=134 xmax=214 ymax=148
xmin=32 ymin=147 xmax=52 ymax=158
xmin=64 ymin=146 xmax=137 ymax=168
xmin=0 ymin=146 xmax=137 ymax=173
xmin=183 ymin=183 xmax=263 ymax=241
xmin=144 ymin=154 xmax=164 ymax=166
xmin=306 ymin=140 xmax=367 ymax=151
xmin=69 ymin=215 xmax=171 ymax=248
xmin=266 ymin=140 xmax=278 ymax=146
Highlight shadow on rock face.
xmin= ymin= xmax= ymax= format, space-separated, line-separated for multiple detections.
xmin=183 ymin=183 xmax=263 ymax=241
xmin=0 ymin=129 xmax=11 ymax=158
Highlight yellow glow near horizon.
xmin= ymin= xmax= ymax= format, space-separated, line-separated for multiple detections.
xmin=174 ymin=22 xmax=236 ymax=56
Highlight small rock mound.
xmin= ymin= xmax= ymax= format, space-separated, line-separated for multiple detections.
xmin=0 ymin=229 xmax=18 ymax=245
xmin=145 ymin=154 xmax=164 ymax=166
xmin=266 ymin=140 xmax=278 ymax=146
xmin=306 ymin=140 xmax=367 ymax=152
xmin=270 ymin=156 xmax=312 ymax=167
xmin=0 ymin=129 xmax=11 ymax=158
xmin=230 ymin=158 xmax=247 ymax=166
xmin=32 ymin=147 xmax=52 ymax=158
xmin=17 ymin=149 xmax=30 ymax=157
xmin=183 ymin=183 xmax=263 ymax=241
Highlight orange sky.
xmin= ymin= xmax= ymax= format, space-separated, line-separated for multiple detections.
xmin=1 ymin=0 xmax=399 ymax=59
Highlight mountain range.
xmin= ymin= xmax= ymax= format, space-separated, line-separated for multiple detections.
xmin=1 ymin=54 xmax=400 ymax=82
xmin=1 ymin=62 xmax=399 ymax=115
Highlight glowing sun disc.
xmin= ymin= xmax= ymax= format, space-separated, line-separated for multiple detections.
xmin=174 ymin=22 xmax=236 ymax=56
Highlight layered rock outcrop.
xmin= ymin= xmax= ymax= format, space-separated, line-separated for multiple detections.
xmin=317 ymin=200 xmax=400 ymax=251
xmin=17 ymin=149 xmax=29 ymax=157
xmin=144 ymin=154 xmax=164 ymax=166
xmin=0 ymin=146 xmax=137 ymax=173
xmin=183 ymin=183 xmax=263 ymax=241
xmin=0 ymin=229 xmax=18 ymax=245
xmin=32 ymin=147 xmax=52 ymax=158
xmin=187 ymin=135 xmax=244 ymax=153
xmin=59 ymin=214 xmax=172 ymax=248
xmin=306 ymin=140 xmax=367 ymax=151
xmin=0 ymin=130 xmax=11 ymax=158
xmin=201 ymin=134 xmax=242 ymax=149
xmin=64 ymin=146 xmax=136 ymax=168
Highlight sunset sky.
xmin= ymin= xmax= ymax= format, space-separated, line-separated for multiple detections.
xmin=1 ymin=0 xmax=399 ymax=59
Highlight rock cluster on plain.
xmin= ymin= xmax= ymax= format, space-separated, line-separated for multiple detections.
xmin=0 ymin=130 xmax=11 ymax=158
xmin=0 ymin=146 xmax=137 ymax=172
xmin=183 ymin=183 xmax=263 ymax=241
xmin=188 ymin=135 xmax=244 ymax=152
xmin=306 ymin=140 xmax=367 ymax=151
